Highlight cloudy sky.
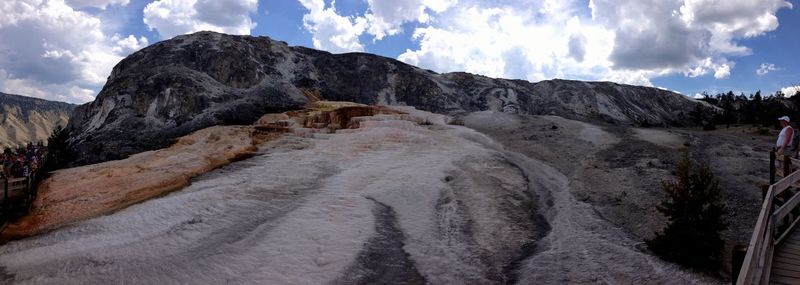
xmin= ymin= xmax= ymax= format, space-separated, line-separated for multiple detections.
xmin=1 ymin=0 xmax=798 ymax=104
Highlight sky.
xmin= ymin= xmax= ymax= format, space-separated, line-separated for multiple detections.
xmin=0 ymin=0 xmax=798 ymax=104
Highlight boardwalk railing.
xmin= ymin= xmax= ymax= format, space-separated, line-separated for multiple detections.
xmin=0 ymin=159 xmax=47 ymax=233
xmin=737 ymin=152 xmax=800 ymax=284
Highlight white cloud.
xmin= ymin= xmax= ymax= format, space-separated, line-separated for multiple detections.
xmin=680 ymin=0 xmax=792 ymax=39
xmin=0 ymin=0 xmax=148 ymax=104
xmin=363 ymin=0 xmax=457 ymax=40
xmin=297 ymin=0 xmax=367 ymax=53
xmin=295 ymin=0 xmax=790 ymax=85
xmin=589 ymin=0 xmax=789 ymax=80
xmin=604 ymin=70 xmax=661 ymax=87
xmin=714 ymin=63 xmax=731 ymax=79
xmin=391 ymin=0 xmax=790 ymax=86
xmin=757 ymin=63 xmax=778 ymax=76
xmin=65 ymin=0 xmax=129 ymax=9
xmin=0 ymin=70 xmax=96 ymax=103
xmin=143 ymin=0 xmax=258 ymax=40
xmin=783 ymin=86 xmax=800 ymax=97
xmin=111 ymin=34 xmax=149 ymax=54
xmin=297 ymin=0 xmax=459 ymax=52
xmin=397 ymin=5 xmax=615 ymax=81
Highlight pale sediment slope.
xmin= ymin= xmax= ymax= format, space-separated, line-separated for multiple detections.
xmin=1 ymin=125 xmax=275 ymax=240
xmin=633 ymin=128 xmax=687 ymax=149
xmin=2 ymin=101 xmax=404 ymax=240
xmin=464 ymin=111 xmax=767 ymax=279
xmin=0 ymin=109 xmax=717 ymax=284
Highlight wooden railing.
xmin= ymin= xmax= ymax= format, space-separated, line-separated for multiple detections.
xmin=737 ymin=152 xmax=800 ymax=284
xmin=0 ymin=158 xmax=47 ymax=233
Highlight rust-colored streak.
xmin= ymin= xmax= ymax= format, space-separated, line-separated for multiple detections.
xmin=1 ymin=102 xmax=406 ymax=241
xmin=1 ymin=126 xmax=283 ymax=240
xmin=304 ymin=106 xmax=405 ymax=129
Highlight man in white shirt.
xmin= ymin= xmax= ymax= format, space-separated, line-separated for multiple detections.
xmin=776 ymin=116 xmax=794 ymax=156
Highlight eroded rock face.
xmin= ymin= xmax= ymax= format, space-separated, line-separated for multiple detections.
xmin=0 ymin=92 xmax=74 ymax=148
xmin=68 ymin=31 xmax=711 ymax=166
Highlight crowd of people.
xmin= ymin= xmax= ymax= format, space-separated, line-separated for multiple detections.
xmin=1 ymin=142 xmax=46 ymax=179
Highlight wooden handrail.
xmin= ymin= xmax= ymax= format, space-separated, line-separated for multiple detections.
xmin=771 ymin=167 xmax=800 ymax=197
xmin=0 ymin=154 xmax=48 ymax=234
xmin=737 ymin=186 xmax=775 ymax=285
xmin=737 ymin=151 xmax=800 ymax=284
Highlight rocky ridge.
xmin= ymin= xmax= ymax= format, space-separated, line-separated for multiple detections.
xmin=0 ymin=92 xmax=74 ymax=148
xmin=67 ymin=31 xmax=712 ymax=165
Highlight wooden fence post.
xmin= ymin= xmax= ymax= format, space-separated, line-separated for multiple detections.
xmin=2 ymin=178 xmax=7 ymax=215
xmin=771 ymin=150 xmax=776 ymax=184
xmin=784 ymin=154 xmax=792 ymax=179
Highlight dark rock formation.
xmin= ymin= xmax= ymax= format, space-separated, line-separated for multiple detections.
xmin=0 ymin=92 xmax=74 ymax=148
xmin=67 ymin=31 xmax=711 ymax=166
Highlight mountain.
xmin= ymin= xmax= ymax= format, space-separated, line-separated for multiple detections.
xmin=66 ymin=31 xmax=712 ymax=166
xmin=0 ymin=92 xmax=74 ymax=149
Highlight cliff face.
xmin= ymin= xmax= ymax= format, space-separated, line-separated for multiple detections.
xmin=67 ymin=31 xmax=710 ymax=166
xmin=0 ymin=92 xmax=74 ymax=148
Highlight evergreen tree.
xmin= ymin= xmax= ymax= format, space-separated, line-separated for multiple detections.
xmin=647 ymin=152 xmax=727 ymax=272
xmin=43 ymin=125 xmax=72 ymax=172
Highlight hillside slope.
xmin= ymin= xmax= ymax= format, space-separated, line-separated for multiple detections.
xmin=0 ymin=107 xmax=721 ymax=284
xmin=67 ymin=31 xmax=711 ymax=165
xmin=0 ymin=92 xmax=74 ymax=148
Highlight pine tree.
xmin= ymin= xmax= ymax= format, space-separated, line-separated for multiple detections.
xmin=647 ymin=152 xmax=727 ymax=272
xmin=43 ymin=125 xmax=72 ymax=172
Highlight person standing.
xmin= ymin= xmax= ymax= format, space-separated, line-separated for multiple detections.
xmin=777 ymin=116 xmax=794 ymax=156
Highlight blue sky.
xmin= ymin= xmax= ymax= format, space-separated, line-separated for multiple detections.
xmin=0 ymin=0 xmax=798 ymax=103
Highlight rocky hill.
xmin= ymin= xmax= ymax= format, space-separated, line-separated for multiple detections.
xmin=67 ymin=31 xmax=711 ymax=166
xmin=0 ymin=92 xmax=74 ymax=149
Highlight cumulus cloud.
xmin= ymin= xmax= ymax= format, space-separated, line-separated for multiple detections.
xmin=297 ymin=0 xmax=367 ymax=53
xmin=293 ymin=0 xmax=790 ymax=87
xmin=589 ymin=0 xmax=790 ymax=81
xmin=680 ymin=0 xmax=792 ymax=39
xmin=0 ymin=70 xmax=96 ymax=103
xmin=111 ymin=34 xmax=149 ymax=54
xmin=397 ymin=2 xmax=627 ymax=83
xmin=591 ymin=0 xmax=710 ymax=71
xmin=568 ymin=33 xmax=587 ymax=62
xmin=363 ymin=0 xmax=457 ymax=40
xmin=783 ymin=86 xmax=800 ymax=97
xmin=143 ymin=0 xmax=258 ymax=40
xmin=757 ymin=63 xmax=778 ymax=76
xmin=65 ymin=0 xmax=129 ymax=9
xmin=714 ymin=63 xmax=731 ymax=79
xmin=0 ymin=0 xmax=148 ymax=104
xmin=297 ymin=0 xmax=459 ymax=52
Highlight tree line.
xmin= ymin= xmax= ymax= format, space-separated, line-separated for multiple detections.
xmin=695 ymin=90 xmax=800 ymax=129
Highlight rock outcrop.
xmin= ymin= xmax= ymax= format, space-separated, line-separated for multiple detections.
xmin=0 ymin=92 xmax=74 ymax=149
xmin=67 ymin=31 xmax=711 ymax=166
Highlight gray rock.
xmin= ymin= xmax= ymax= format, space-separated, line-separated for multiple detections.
xmin=67 ymin=31 xmax=712 ymax=166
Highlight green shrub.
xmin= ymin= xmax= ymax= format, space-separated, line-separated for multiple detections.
xmin=647 ymin=151 xmax=727 ymax=272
